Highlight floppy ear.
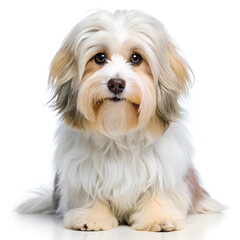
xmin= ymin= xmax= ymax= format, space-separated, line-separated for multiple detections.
xmin=48 ymin=45 xmax=84 ymax=129
xmin=168 ymin=46 xmax=191 ymax=92
xmin=156 ymin=44 xmax=192 ymax=126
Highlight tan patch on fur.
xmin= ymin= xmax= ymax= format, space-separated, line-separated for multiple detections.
xmin=64 ymin=201 xmax=118 ymax=231
xmin=48 ymin=46 xmax=85 ymax=129
xmin=168 ymin=46 xmax=192 ymax=92
xmin=91 ymin=100 xmax=139 ymax=136
xmin=156 ymin=46 xmax=192 ymax=126
xmin=82 ymin=57 xmax=103 ymax=82
xmin=131 ymin=59 xmax=159 ymax=129
xmin=132 ymin=59 xmax=155 ymax=107
xmin=146 ymin=113 xmax=166 ymax=139
xmin=132 ymin=58 xmax=153 ymax=79
xmin=130 ymin=196 xmax=184 ymax=232
xmin=49 ymin=46 xmax=78 ymax=88
xmin=131 ymin=59 xmax=166 ymax=136
xmin=132 ymin=59 xmax=167 ymax=134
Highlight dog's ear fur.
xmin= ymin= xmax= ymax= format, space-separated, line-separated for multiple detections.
xmin=168 ymin=46 xmax=191 ymax=93
xmin=156 ymin=44 xmax=192 ymax=127
xmin=48 ymin=45 xmax=84 ymax=129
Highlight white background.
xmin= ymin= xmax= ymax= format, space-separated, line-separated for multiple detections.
xmin=0 ymin=0 xmax=240 ymax=239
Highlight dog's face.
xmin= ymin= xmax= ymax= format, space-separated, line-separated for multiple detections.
xmin=49 ymin=10 xmax=191 ymax=138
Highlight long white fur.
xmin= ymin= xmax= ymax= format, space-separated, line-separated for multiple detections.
xmin=55 ymin=121 xmax=192 ymax=215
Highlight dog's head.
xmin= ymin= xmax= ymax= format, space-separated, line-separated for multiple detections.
xmin=49 ymin=10 xmax=192 ymax=138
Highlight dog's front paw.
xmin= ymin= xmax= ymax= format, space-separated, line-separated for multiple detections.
xmin=131 ymin=216 xmax=184 ymax=232
xmin=130 ymin=196 xmax=185 ymax=232
xmin=64 ymin=202 xmax=118 ymax=231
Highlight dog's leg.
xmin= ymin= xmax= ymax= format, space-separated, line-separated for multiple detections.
xmin=64 ymin=200 xmax=118 ymax=231
xmin=130 ymin=195 xmax=185 ymax=232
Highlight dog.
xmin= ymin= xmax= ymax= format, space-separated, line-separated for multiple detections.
xmin=18 ymin=10 xmax=223 ymax=232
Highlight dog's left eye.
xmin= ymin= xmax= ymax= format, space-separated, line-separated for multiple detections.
xmin=130 ymin=53 xmax=142 ymax=65
xmin=94 ymin=53 xmax=107 ymax=64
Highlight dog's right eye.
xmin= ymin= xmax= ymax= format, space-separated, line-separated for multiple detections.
xmin=94 ymin=53 xmax=107 ymax=64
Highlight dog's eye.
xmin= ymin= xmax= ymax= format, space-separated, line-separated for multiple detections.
xmin=130 ymin=53 xmax=142 ymax=65
xmin=94 ymin=53 xmax=107 ymax=64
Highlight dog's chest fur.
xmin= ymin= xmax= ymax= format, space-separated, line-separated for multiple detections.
xmin=55 ymin=122 xmax=191 ymax=215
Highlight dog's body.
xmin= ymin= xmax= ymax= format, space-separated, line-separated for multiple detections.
xmin=18 ymin=10 xmax=222 ymax=231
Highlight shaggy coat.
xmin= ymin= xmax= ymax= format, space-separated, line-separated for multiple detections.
xmin=18 ymin=10 xmax=222 ymax=232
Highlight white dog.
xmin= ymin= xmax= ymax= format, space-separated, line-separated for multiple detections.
xmin=18 ymin=10 xmax=222 ymax=232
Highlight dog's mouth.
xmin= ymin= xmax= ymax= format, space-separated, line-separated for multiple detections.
xmin=94 ymin=97 xmax=140 ymax=112
xmin=96 ymin=97 xmax=125 ymax=105
xmin=109 ymin=97 xmax=124 ymax=102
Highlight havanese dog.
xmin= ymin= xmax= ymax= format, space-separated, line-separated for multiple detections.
xmin=18 ymin=10 xmax=223 ymax=232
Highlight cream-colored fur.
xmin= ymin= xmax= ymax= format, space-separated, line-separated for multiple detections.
xmin=64 ymin=201 xmax=118 ymax=231
xmin=130 ymin=196 xmax=185 ymax=231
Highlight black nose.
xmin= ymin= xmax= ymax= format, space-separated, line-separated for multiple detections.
xmin=107 ymin=78 xmax=126 ymax=94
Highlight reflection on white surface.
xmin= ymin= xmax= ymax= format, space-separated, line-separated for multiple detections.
xmin=7 ymin=210 xmax=234 ymax=240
